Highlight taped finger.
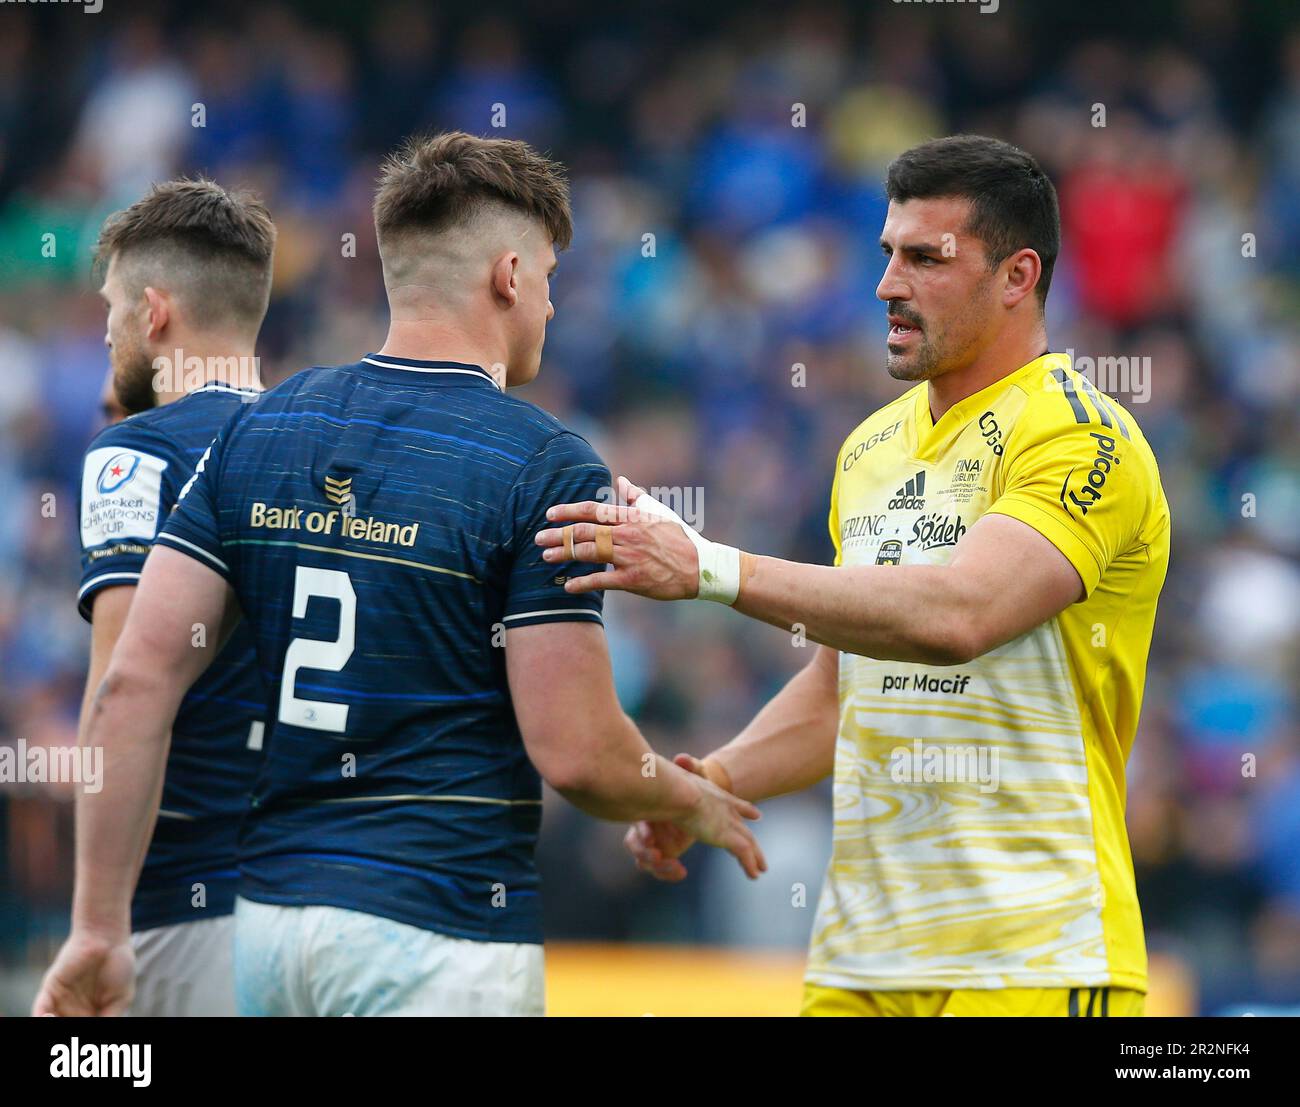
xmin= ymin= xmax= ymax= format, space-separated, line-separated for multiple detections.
xmin=594 ymin=524 xmax=615 ymax=563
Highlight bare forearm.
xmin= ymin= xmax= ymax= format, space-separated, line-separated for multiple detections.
xmin=72 ymin=671 xmax=174 ymax=938
xmin=552 ymin=714 xmax=702 ymax=823
xmin=732 ymin=555 xmax=975 ymax=665
xmin=709 ymin=648 xmax=839 ymax=802
xmin=70 ymin=553 xmax=237 ymax=937
xmin=80 ymin=587 xmax=129 ymax=738
xmin=78 ymin=656 xmax=108 ymax=737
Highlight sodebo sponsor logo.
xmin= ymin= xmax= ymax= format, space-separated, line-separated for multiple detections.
xmin=1060 ymin=432 xmax=1121 ymax=517
xmin=908 ymin=512 xmax=966 ymax=551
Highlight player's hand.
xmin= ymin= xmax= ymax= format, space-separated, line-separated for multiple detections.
xmin=625 ymin=753 xmax=723 ymax=881
xmin=625 ymin=819 xmax=694 ymax=882
xmin=32 ymin=929 xmax=134 ymax=1016
xmin=675 ymin=756 xmax=766 ymax=880
xmin=535 ymin=476 xmax=701 ymax=599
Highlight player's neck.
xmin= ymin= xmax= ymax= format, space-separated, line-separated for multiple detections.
xmin=927 ymin=331 xmax=1049 ymax=423
xmin=151 ymin=334 xmax=260 ymax=407
xmin=378 ymin=321 xmax=508 ymax=389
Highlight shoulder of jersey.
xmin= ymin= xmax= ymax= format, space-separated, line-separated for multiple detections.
xmin=98 ymin=385 xmax=261 ymax=450
xmin=836 ymin=385 xmax=918 ymax=462
xmin=494 ymin=392 xmax=599 ymax=457
xmin=1008 ymin=361 xmax=1152 ymax=455
xmin=240 ymin=365 xmax=354 ymax=416
xmin=277 ymin=363 xmax=596 ymax=461
xmin=261 ymin=365 xmax=332 ymax=401
xmin=86 ymin=402 xmax=177 ymax=457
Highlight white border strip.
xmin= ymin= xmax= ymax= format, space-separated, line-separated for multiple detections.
xmin=78 ymin=571 xmax=142 ymax=601
xmin=311 ymin=793 xmax=543 ymax=808
xmin=362 ymin=356 xmax=502 ymax=392
xmin=155 ymin=533 xmax=230 ymax=573
xmin=192 ymin=382 xmax=261 ymax=398
xmin=502 ymin=608 xmax=602 ymax=622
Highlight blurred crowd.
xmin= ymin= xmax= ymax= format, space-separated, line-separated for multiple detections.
xmin=1 ymin=1 xmax=1298 ymax=1014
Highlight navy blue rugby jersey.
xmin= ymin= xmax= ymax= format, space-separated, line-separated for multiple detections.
xmin=157 ymin=355 xmax=611 ymax=944
xmin=78 ymin=382 xmax=268 ymax=931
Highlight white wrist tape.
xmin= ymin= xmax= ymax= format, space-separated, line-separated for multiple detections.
xmin=632 ymin=493 xmax=741 ymax=604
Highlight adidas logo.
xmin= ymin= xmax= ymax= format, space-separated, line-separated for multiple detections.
xmin=324 ymin=474 xmax=354 ymax=506
xmin=888 ymin=471 xmax=926 ymax=510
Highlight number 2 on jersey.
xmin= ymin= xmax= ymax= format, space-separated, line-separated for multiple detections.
xmin=279 ymin=566 xmax=357 ymax=732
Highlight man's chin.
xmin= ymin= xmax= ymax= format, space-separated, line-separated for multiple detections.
xmin=885 ymin=351 xmax=931 ymax=382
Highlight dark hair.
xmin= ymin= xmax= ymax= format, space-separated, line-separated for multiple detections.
xmin=885 ymin=135 xmax=1059 ymax=306
xmin=95 ymin=177 xmax=276 ymax=328
xmin=374 ymin=131 xmax=572 ymax=249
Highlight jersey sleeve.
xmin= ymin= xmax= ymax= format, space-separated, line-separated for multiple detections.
xmin=985 ymin=415 xmax=1149 ymax=598
xmin=77 ymin=423 xmax=182 ymax=620
xmin=501 ymin=431 xmax=612 ymax=629
xmin=154 ymin=431 xmax=234 ymax=583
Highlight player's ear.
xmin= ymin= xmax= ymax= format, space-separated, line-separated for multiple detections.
xmin=1002 ymin=249 xmax=1041 ymax=310
xmin=491 ymin=252 xmax=520 ymax=307
xmin=142 ymin=286 xmax=171 ymax=341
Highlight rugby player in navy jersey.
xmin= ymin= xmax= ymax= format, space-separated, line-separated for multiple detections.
xmin=35 ymin=179 xmax=274 ymax=1016
xmin=35 ymin=133 xmax=765 ymax=1017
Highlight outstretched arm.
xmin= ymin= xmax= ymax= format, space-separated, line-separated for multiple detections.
xmin=727 ymin=514 xmax=1080 ymax=663
xmin=710 ymin=643 xmax=839 ymax=803
xmin=625 ymin=644 xmax=839 ymax=882
xmin=536 ymin=482 xmax=1082 ymax=666
xmin=507 ymin=620 xmax=766 ymax=879
xmin=34 ymin=546 xmax=237 ymax=1015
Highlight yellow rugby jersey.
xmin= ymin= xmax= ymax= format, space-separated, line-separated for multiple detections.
xmin=807 ymin=351 xmax=1170 ymax=993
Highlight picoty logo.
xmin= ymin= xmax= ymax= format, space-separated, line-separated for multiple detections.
xmin=1060 ymin=433 xmax=1121 ymax=517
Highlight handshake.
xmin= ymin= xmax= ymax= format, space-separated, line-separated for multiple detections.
xmin=627 ymin=753 xmax=764 ymax=882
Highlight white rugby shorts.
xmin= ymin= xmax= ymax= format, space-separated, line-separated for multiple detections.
xmin=233 ymin=897 xmax=545 ymax=1016
xmin=129 ymin=914 xmax=237 ymax=1017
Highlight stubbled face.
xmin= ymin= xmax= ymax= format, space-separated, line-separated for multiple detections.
xmin=875 ymin=197 xmax=1001 ymax=383
xmin=504 ymin=237 xmax=557 ymax=387
xmin=100 ymin=254 xmax=157 ymax=413
xmin=98 ymin=364 xmax=130 ymax=425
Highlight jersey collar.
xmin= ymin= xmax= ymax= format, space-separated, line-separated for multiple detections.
xmin=189 ymin=381 xmax=262 ymax=399
xmin=361 ymin=354 xmax=503 ymax=392
xmin=913 ymin=351 xmax=1072 ymax=457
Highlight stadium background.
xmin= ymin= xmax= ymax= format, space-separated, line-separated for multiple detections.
xmin=1 ymin=0 xmax=1298 ymax=1016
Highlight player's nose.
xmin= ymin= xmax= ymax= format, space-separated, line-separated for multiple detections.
xmin=875 ymin=262 xmax=909 ymax=304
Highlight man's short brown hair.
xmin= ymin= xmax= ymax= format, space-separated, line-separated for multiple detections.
xmin=95 ymin=177 xmax=276 ymax=330
xmin=373 ymin=131 xmax=572 ymax=250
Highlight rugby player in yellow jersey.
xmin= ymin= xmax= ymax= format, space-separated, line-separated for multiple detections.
xmin=536 ymin=134 xmax=1171 ymax=1017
